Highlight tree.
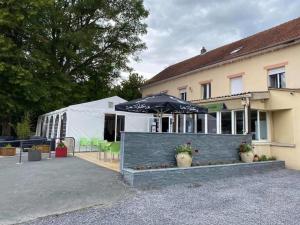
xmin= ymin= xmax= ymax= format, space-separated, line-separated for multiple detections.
xmin=0 ymin=0 xmax=148 ymax=135
xmin=114 ymin=73 xmax=145 ymax=100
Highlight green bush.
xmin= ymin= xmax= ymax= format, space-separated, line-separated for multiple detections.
xmin=239 ymin=143 xmax=252 ymax=153
xmin=16 ymin=113 xmax=31 ymax=139
xmin=4 ymin=144 xmax=12 ymax=148
xmin=175 ymin=143 xmax=193 ymax=156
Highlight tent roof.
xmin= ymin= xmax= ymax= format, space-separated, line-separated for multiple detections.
xmin=41 ymin=96 xmax=127 ymax=116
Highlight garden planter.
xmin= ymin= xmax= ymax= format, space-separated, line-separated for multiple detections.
xmin=240 ymin=151 xmax=254 ymax=163
xmin=35 ymin=145 xmax=50 ymax=153
xmin=55 ymin=147 xmax=68 ymax=157
xmin=0 ymin=147 xmax=16 ymax=156
xmin=176 ymin=152 xmax=192 ymax=168
xmin=28 ymin=149 xmax=42 ymax=161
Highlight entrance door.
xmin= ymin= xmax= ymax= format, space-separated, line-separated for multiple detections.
xmin=104 ymin=114 xmax=115 ymax=141
xmin=162 ymin=117 xmax=170 ymax=132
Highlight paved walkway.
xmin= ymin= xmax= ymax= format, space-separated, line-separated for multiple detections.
xmin=0 ymin=154 xmax=132 ymax=225
xmin=21 ymin=169 xmax=300 ymax=225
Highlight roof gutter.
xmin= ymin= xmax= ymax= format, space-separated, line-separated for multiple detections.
xmin=141 ymin=37 xmax=300 ymax=90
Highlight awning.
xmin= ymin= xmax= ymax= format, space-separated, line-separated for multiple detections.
xmin=202 ymin=103 xmax=227 ymax=113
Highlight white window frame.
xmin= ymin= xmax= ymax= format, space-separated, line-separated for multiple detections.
xmin=251 ymin=110 xmax=269 ymax=142
xmin=201 ymin=83 xmax=211 ymax=99
xmin=268 ymin=67 xmax=286 ymax=89
xmin=179 ymin=89 xmax=187 ymax=100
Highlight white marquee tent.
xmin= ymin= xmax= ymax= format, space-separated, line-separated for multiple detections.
xmin=35 ymin=96 xmax=153 ymax=151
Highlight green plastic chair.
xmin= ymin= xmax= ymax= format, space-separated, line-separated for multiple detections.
xmin=108 ymin=141 xmax=120 ymax=160
xmin=79 ymin=138 xmax=91 ymax=152
xmin=98 ymin=140 xmax=109 ymax=160
xmin=91 ymin=138 xmax=101 ymax=151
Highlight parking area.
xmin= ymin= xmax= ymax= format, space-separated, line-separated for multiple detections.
xmin=0 ymin=155 xmax=132 ymax=225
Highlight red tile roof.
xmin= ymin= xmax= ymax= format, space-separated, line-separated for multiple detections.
xmin=143 ymin=17 xmax=300 ymax=87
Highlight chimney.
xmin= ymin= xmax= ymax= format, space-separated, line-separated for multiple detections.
xmin=200 ymin=46 xmax=207 ymax=55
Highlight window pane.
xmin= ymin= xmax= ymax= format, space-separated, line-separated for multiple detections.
xmin=250 ymin=110 xmax=258 ymax=140
xmin=207 ymin=113 xmax=217 ymax=133
xmin=279 ymin=73 xmax=286 ymax=88
xmin=178 ymin=114 xmax=184 ymax=133
xmin=235 ymin=111 xmax=244 ymax=134
xmin=196 ymin=114 xmax=205 ymax=133
xmin=269 ymin=74 xmax=278 ymax=88
xmin=186 ymin=114 xmax=194 ymax=133
xmin=259 ymin=112 xmax=267 ymax=140
xmin=221 ymin=111 xmax=232 ymax=134
xmin=202 ymin=84 xmax=207 ymax=99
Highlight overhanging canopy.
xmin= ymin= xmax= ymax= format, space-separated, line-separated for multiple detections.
xmin=115 ymin=93 xmax=207 ymax=114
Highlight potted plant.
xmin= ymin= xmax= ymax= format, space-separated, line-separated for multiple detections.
xmin=35 ymin=145 xmax=50 ymax=153
xmin=0 ymin=144 xmax=16 ymax=156
xmin=239 ymin=143 xmax=254 ymax=163
xmin=55 ymin=141 xmax=68 ymax=157
xmin=175 ymin=142 xmax=193 ymax=168
xmin=28 ymin=145 xmax=42 ymax=161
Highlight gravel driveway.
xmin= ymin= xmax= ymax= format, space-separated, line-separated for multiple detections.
xmin=22 ymin=169 xmax=300 ymax=225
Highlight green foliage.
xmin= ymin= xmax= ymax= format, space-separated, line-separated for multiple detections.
xmin=0 ymin=0 xmax=149 ymax=135
xmin=239 ymin=143 xmax=252 ymax=153
xmin=4 ymin=144 xmax=12 ymax=148
xmin=175 ymin=143 xmax=193 ymax=156
xmin=57 ymin=141 xmax=66 ymax=148
xmin=114 ymin=73 xmax=145 ymax=100
xmin=16 ymin=113 xmax=31 ymax=139
xmin=259 ymin=155 xmax=276 ymax=161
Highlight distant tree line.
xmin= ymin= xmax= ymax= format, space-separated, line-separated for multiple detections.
xmin=0 ymin=0 xmax=148 ymax=136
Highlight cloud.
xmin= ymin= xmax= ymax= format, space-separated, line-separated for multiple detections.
xmin=130 ymin=0 xmax=300 ymax=79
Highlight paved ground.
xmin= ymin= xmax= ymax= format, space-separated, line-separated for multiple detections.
xmin=21 ymin=169 xmax=300 ymax=225
xmin=0 ymin=154 xmax=132 ymax=225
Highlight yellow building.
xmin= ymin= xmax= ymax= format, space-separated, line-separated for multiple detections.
xmin=141 ymin=17 xmax=300 ymax=170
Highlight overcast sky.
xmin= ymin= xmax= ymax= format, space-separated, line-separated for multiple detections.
xmin=129 ymin=0 xmax=300 ymax=79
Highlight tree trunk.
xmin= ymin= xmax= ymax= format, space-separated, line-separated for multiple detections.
xmin=1 ymin=116 xmax=11 ymax=136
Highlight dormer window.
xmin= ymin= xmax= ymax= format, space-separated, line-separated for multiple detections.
xmin=268 ymin=67 xmax=286 ymax=88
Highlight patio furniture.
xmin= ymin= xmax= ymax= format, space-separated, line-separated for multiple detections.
xmin=79 ymin=138 xmax=91 ymax=152
xmin=98 ymin=140 xmax=109 ymax=160
xmin=115 ymin=93 xmax=207 ymax=132
xmin=108 ymin=141 xmax=120 ymax=160
xmin=91 ymin=138 xmax=101 ymax=151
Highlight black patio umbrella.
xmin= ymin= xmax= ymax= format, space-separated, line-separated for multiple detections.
xmin=115 ymin=93 xmax=207 ymax=114
xmin=115 ymin=93 xmax=207 ymax=132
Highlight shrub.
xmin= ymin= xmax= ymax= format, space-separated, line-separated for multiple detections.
xmin=239 ymin=143 xmax=252 ymax=153
xmin=4 ymin=144 xmax=12 ymax=148
xmin=16 ymin=113 xmax=31 ymax=139
xmin=175 ymin=142 xmax=193 ymax=156
xmin=57 ymin=141 xmax=65 ymax=148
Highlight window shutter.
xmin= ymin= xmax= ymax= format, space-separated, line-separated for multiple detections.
xmin=268 ymin=67 xmax=285 ymax=75
xmin=230 ymin=76 xmax=243 ymax=94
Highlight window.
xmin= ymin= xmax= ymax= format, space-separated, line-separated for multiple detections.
xmin=196 ymin=114 xmax=205 ymax=133
xmin=53 ymin=115 xmax=59 ymax=138
xmin=221 ymin=111 xmax=232 ymax=134
xmin=178 ymin=114 xmax=184 ymax=133
xmin=207 ymin=113 xmax=217 ymax=133
xmin=230 ymin=76 xmax=243 ymax=94
xmin=201 ymin=83 xmax=211 ymax=99
xmin=185 ymin=114 xmax=194 ymax=133
xmin=251 ymin=110 xmax=268 ymax=140
xmin=268 ymin=67 xmax=286 ymax=88
xmin=179 ymin=89 xmax=187 ymax=100
xmin=235 ymin=111 xmax=244 ymax=134
xmin=60 ymin=113 xmax=67 ymax=138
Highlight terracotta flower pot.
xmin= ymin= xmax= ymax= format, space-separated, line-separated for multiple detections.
xmin=176 ymin=152 xmax=192 ymax=168
xmin=240 ymin=151 xmax=254 ymax=163
xmin=0 ymin=147 xmax=16 ymax=156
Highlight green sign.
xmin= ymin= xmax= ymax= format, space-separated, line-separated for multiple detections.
xmin=202 ymin=103 xmax=226 ymax=113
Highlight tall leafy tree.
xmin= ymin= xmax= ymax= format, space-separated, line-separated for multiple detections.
xmin=114 ymin=73 xmax=145 ymax=100
xmin=0 ymin=0 xmax=148 ymax=135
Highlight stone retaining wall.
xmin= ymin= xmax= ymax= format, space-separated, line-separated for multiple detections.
xmin=123 ymin=161 xmax=285 ymax=188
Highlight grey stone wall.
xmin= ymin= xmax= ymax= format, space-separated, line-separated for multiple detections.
xmin=121 ymin=132 xmax=252 ymax=170
xmin=123 ymin=161 xmax=285 ymax=188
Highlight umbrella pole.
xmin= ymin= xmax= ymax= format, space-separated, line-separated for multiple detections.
xmin=159 ymin=113 xmax=162 ymax=133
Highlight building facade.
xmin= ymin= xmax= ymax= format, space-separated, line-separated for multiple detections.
xmin=141 ymin=17 xmax=300 ymax=170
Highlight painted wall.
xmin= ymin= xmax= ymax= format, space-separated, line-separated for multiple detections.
xmin=141 ymin=44 xmax=300 ymax=100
